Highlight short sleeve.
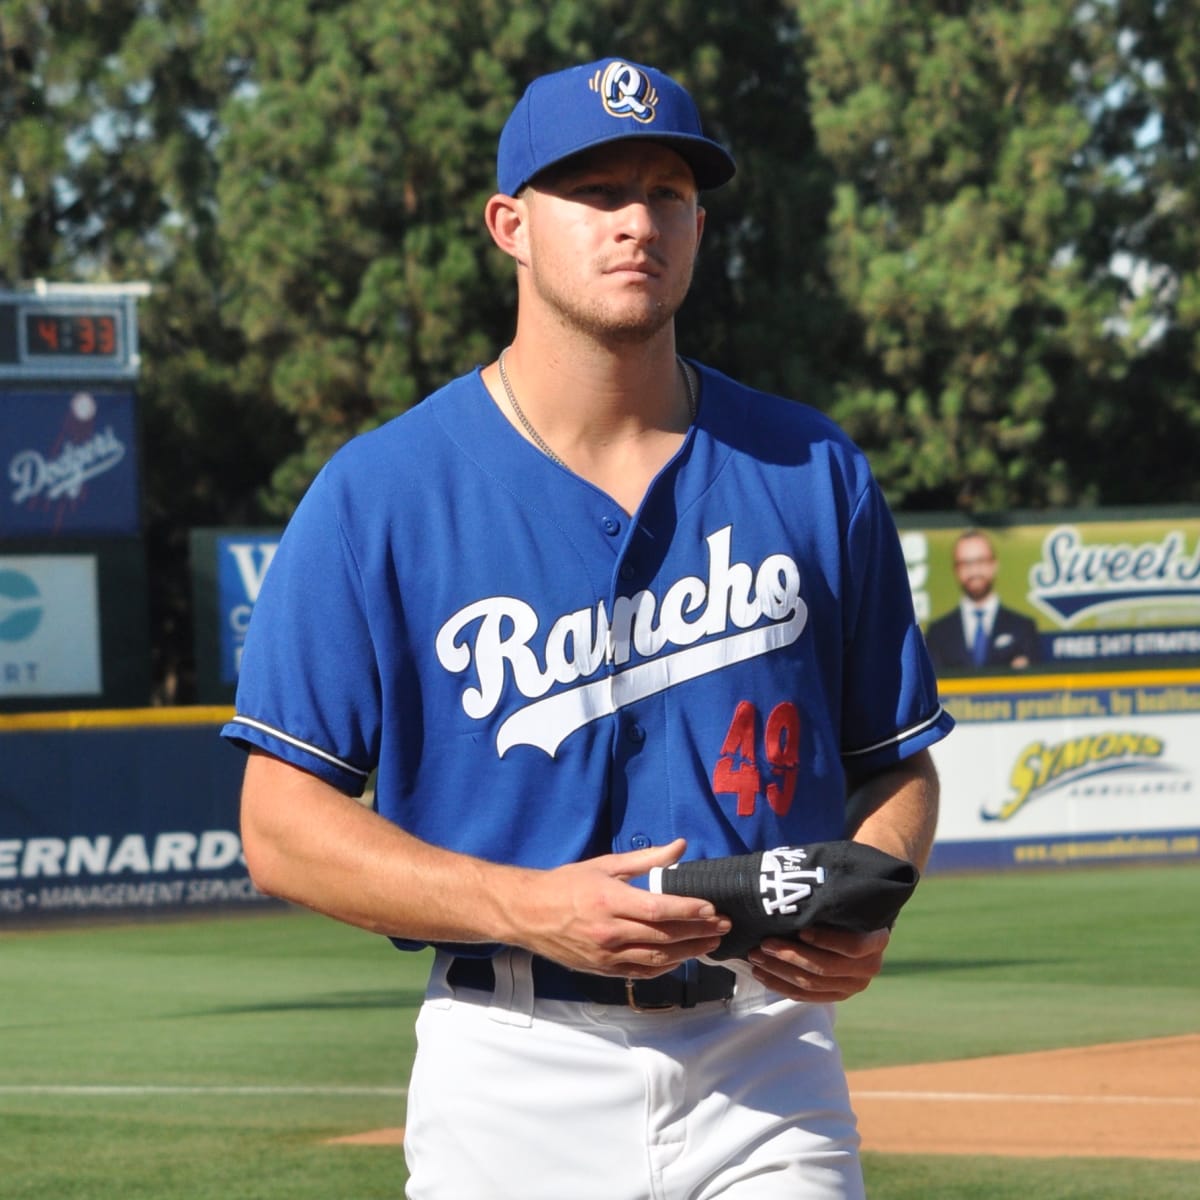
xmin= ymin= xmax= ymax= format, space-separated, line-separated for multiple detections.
xmin=221 ymin=468 xmax=381 ymax=795
xmin=838 ymin=476 xmax=953 ymax=774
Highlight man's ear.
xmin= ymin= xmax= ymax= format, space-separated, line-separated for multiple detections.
xmin=485 ymin=193 xmax=528 ymax=265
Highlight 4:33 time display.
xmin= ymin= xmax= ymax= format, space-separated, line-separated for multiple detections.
xmin=24 ymin=311 xmax=120 ymax=357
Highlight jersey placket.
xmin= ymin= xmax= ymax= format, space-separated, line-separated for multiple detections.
xmin=601 ymin=488 xmax=676 ymax=857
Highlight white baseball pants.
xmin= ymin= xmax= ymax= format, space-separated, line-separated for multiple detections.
xmin=403 ymin=950 xmax=864 ymax=1200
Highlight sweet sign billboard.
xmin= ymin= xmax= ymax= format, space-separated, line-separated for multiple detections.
xmin=900 ymin=514 xmax=1200 ymax=673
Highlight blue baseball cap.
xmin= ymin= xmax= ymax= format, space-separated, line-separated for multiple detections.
xmin=497 ymin=58 xmax=736 ymax=195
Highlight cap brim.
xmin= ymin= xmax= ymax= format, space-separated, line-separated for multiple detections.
xmin=523 ymin=131 xmax=736 ymax=193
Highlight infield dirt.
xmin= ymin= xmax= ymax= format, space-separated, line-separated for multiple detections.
xmin=849 ymin=1033 xmax=1200 ymax=1160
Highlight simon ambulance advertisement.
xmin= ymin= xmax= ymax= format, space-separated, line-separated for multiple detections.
xmin=927 ymin=673 xmax=1200 ymax=870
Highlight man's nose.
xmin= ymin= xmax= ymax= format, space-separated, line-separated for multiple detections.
xmin=616 ymin=194 xmax=659 ymax=241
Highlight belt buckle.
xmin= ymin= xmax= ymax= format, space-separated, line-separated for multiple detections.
xmin=624 ymin=978 xmax=680 ymax=1014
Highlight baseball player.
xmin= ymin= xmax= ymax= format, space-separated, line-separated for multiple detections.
xmin=225 ymin=56 xmax=954 ymax=1200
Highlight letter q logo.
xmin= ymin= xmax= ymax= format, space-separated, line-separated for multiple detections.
xmin=598 ymin=61 xmax=658 ymax=123
xmin=0 ymin=570 xmax=43 ymax=642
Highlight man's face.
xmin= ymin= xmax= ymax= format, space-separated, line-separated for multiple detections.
xmin=954 ymin=536 xmax=998 ymax=603
xmin=517 ymin=141 xmax=705 ymax=344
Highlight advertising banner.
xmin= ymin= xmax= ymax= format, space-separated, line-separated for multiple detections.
xmin=0 ymin=554 xmax=101 ymax=698
xmin=929 ymin=671 xmax=1200 ymax=871
xmin=216 ymin=535 xmax=279 ymax=684
xmin=1 ymin=389 xmax=140 ymax=536
xmin=190 ymin=529 xmax=281 ymax=703
xmin=0 ymin=709 xmax=279 ymax=922
xmin=900 ymin=514 xmax=1200 ymax=675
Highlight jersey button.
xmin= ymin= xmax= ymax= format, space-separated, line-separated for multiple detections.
xmin=600 ymin=515 xmax=621 ymax=536
xmin=619 ymin=561 xmax=635 ymax=580
xmin=630 ymin=834 xmax=652 ymax=850
xmin=626 ymin=722 xmax=646 ymax=745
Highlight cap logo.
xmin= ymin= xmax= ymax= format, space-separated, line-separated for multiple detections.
xmin=590 ymin=61 xmax=658 ymax=124
xmin=758 ymin=848 xmax=827 ymax=916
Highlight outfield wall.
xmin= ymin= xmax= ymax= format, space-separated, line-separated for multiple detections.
xmin=929 ymin=667 xmax=1200 ymax=871
xmin=0 ymin=707 xmax=279 ymax=923
xmin=2 ymin=674 xmax=1198 ymax=924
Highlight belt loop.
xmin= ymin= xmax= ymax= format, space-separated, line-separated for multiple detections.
xmin=425 ymin=949 xmax=455 ymax=1009
xmin=487 ymin=948 xmax=535 ymax=1028
xmin=720 ymin=959 xmax=763 ymax=1013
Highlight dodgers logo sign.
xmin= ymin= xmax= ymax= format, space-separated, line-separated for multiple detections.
xmin=1 ymin=390 xmax=140 ymax=536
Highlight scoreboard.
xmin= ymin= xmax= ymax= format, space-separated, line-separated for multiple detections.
xmin=0 ymin=284 xmax=147 ymax=381
xmin=1 ymin=282 xmax=151 ymax=711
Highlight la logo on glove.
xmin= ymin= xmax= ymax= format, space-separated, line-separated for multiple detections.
xmin=759 ymin=848 xmax=826 ymax=916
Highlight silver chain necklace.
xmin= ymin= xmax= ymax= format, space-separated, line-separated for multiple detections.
xmin=497 ymin=346 xmax=697 ymax=469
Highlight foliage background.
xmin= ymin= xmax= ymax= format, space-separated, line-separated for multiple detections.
xmin=1 ymin=0 xmax=1197 ymax=699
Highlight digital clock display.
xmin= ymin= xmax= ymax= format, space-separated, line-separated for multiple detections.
xmin=1 ymin=291 xmax=141 ymax=379
xmin=24 ymin=311 xmax=121 ymax=358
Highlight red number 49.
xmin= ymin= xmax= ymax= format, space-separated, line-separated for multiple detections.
xmin=712 ymin=700 xmax=801 ymax=816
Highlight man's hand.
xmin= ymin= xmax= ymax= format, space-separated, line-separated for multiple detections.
xmin=746 ymin=925 xmax=891 ymax=1003
xmin=508 ymin=838 xmax=733 ymax=979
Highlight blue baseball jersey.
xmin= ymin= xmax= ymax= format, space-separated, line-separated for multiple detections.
xmin=223 ymin=362 xmax=953 ymax=949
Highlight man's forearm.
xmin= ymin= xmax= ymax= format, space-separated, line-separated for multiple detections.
xmin=239 ymin=749 xmax=521 ymax=942
xmin=845 ymin=749 xmax=940 ymax=871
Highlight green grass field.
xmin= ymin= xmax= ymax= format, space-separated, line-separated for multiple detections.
xmin=2 ymin=862 xmax=1197 ymax=1199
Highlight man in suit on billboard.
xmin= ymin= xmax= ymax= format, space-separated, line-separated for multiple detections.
xmin=924 ymin=529 xmax=1040 ymax=671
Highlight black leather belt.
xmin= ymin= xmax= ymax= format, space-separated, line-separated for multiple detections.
xmin=447 ymin=955 xmax=736 ymax=1012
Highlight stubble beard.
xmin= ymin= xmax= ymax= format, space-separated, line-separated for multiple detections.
xmin=533 ymin=259 xmax=694 ymax=347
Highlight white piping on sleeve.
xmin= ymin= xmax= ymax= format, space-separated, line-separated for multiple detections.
xmin=227 ymin=715 xmax=371 ymax=779
xmin=842 ymin=705 xmax=948 ymax=760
